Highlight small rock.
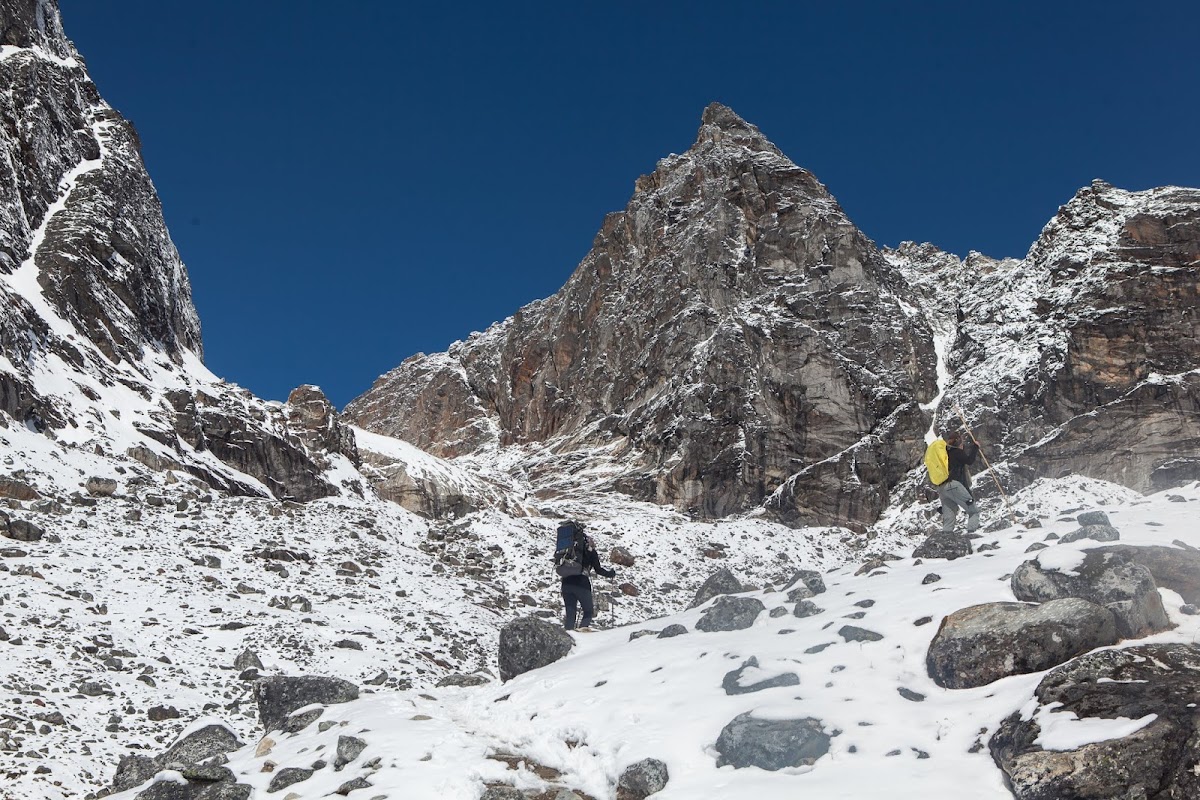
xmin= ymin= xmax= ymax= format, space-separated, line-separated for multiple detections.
xmin=657 ymin=624 xmax=688 ymax=639
xmin=688 ymin=567 xmax=744 ymax=609
xmin=696 ymin=595 xmax=765 ymax=633
xmin=1060 ymin=524 xmax=1120 ymax=544
xmin=268 ymin=767 xmax=314 ymax=793
xmin=922 ymin=573 xmax=941 ymax=585
xmin=334 ymin=735 xmax=367 ymax=770
xmin=609 ymin=546 xmax=636 ymax=567
xmin=1076 ymin=510 xmax=1111 ymax=527
xmin=616 ymin=757 xmax=669 ymax=799
xmin=838 ymin=626 xmax=883 ymax=643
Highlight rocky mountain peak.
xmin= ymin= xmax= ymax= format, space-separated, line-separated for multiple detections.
xmin=0 ymin=0 xmax=72 ymax=57
xmin=348 ymin=104 xmax=937 ymax=528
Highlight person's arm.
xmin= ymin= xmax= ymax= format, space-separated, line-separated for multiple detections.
xmin=587 ymin=548 xmax=616 ymax=579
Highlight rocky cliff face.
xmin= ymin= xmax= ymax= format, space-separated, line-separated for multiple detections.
xmin=887 ymin=181 xmax=1200 ymax=496
xmin=347 ymin=104 xmax=938 ymax=529
xmin=0 ymin=0 xmax=358 ymax=502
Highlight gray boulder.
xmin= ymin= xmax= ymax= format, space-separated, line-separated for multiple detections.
xmin=86 ymin=476 xmax=118 ymax=496
xmin=1076 ymin=510 xmax=1111 ymax=527
xmin=1060 ymin=524 xmax=1120 ymax=544
xmin=991 ymin=643 xmax=1200 ymax=800
xmin=839 ymin=625 xmax=883 ymax=643
xmin=912 ymin=531 xmax=973 ymax=560
xmin=657 ymin=624 xmax=688 ymax=639
xmin=233 ymin=649 xmax=263 ymax=672
xmin=782 ymin=569 xmax=826 ymax=600
xmin=498 ymin=615 xmax=574 ymax=681
xmin=1011 ymin=551 xmax=1171 ymax=639
xmin=4 ymin=519 xmax=44 ymax=542
xmin=695 ymin=595 xmax=765 ymax=633
xmin=689 ymin=567 xmax=744 ymax=609
xmin=1089 ymin=544 xmax=1200 ymax=605
xmin=266 ymin=767 xmax=313 ymax=793
xmin=616 ymin=757 xmax=669 ymax=799
xmin=135 ymin=781 xmax=250 ymax=800
xmin=715 ymin=713 xmax=830 ymax=770
xmin=112 ymin=755 xmax=161 ymax=793
xmin=253 ymin=676 xmax=359 ymax=733
xmin=927 ymin=599 xmax=1119 ymax=689
xmin=334 ymin=735 xmax=367 ymax=770
xmin=793 ymin=600 xmax=824 ymax=618
xmin=480 ymin=788 xmax=526 ymax=800
xmin=160 ymin=723 xmax=243 ymax=768
xmin=721 ymin=656 xmax=800 ymax=695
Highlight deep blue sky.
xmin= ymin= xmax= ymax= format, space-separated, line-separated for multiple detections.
xmin=60 ymin=1 xmax=1199 ymax=408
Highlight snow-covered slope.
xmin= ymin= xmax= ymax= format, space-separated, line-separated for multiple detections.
xmin=97 ymin=478 xmax=1200 ymax=800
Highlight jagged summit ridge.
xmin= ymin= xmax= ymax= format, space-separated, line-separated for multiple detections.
xmin=347 ymin=103 xmax=936 ymax=528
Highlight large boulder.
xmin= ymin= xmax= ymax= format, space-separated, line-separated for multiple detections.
xmin=990 ymin=643 xmax=1200 ymax=800
xmin=253 ymin=676 xmax=359 ymax=733
xmin=1089 ymin=544 xmax=1200 ymax=605
xmin=1060 ymin=524 xmax=1120 ymax=544
xmin=715 ymin=713 xmax=831 ymax=770
xmin=688 ymin=567 xmax=744 ymax=609
xmin=695 ymin=595 xmax=765 ymax=633
xmin=159 ymin=724 xmax=244 ymax=769
xmin=497 ymin=615 xmax=574 ymax=682
xmin=1011 ymin=551 xmax=1171 ymax=639
xmin=927 ymin=600 xmax=1119 ymax=689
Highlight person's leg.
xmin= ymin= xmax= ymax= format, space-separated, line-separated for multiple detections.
xmin=937 ymin=484 xmax=960 ymax=533
xmin=562 ymin=586 xmax=578 ymax=630
xmin=944 ymin=482 xmax=978 ymax=533
xmin=579 ymin=585 xmax=596 ymax=629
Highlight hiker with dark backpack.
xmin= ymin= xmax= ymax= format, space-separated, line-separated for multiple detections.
xmin=924 ymin=429 xmax=981 ymax=534
xmin=553 ymin=520 xmax=616 ymax=632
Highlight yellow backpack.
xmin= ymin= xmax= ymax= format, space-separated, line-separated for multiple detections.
xmin=924 ymin=439 xmax=949 ymax=486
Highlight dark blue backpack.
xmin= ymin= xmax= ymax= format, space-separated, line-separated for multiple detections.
xmin=553 ymin=521 xmax=586 ymax=577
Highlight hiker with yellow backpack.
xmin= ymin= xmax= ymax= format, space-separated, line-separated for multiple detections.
xmin=924 ymin=429 xmax=980 ymax=534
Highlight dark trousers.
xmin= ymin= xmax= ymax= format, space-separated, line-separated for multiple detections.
xmin=562 ymin=582 xmax=594 ymax=630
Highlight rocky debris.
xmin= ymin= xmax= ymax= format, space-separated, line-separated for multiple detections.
xmin=657 ymin=625 xmax=688 ymax=639
xmin=1011 ymin=551 xmax=1171 ymax=639
xmin=926 ymin=599 xmax=1119 ymax=689
xmin=688 ymin=567 xmax=744 ymax=609
xmin=610 ymin=546 xmax=636 ymax=567
xmin=1089 ymin=544 xmax=1200 ymax=604
xmin=1060 ymin=524 xmax=1120 ymax=544
xmin=616 ymin=757 xmax=669 ymax=799
xmin=695 ymin=595 xmax=765 ymax=633
xmin=435 ymin=673 xmax=490 ymax=688
xmin=253 ymin=676 xmax=360 ymax=733
xmin=715 ymin=713 xmax=831 ymax=770
xmin=334 ymin=735 xmax=367 ymax=770
xmin=3 ymin=518 xmax=43 ymax=542
xmin=498 ymin=615 xmax=574 ymax=682
xmin=990 ymin=643 xmax=1200 ymax=800
xmin=782 ymin=569 xmax=826 ymax=599
xmin=721 ymin=656 xmax=800 ymax=695
xmin=109 ymin=722 xmax=245 ymax=796
xmin=86 ymin=477 xmax=118 ymax=497
xmin=912 ymin=531 xmax=972 ymax=560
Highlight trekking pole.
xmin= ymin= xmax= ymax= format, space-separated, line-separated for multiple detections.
xmin=952 ymin=403 xmax=1019 ymax=525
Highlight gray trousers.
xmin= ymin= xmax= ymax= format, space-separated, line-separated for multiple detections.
xmin=936 ymin=480 xmax=980 ymax=533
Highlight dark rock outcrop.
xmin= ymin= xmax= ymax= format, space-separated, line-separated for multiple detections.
xmin=695 ymin=595 xmax=765 ymax=632
xmin=497 ymin=615 xmax=574 ymax=682
xmin=715 ymin=713 xmax=830 ymax=770
xmin=990 ymin=644 xmax=1200 ymax=800
xmin=1011 ymin=551 xmax=1171 ymax=639
xmin=926 ymin=600 xmax=1118 ymax=689
xmin=688 ymin=567 xmax=744 ymax=609
xmin=253 ymin=676 xmax=359 ymax=733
